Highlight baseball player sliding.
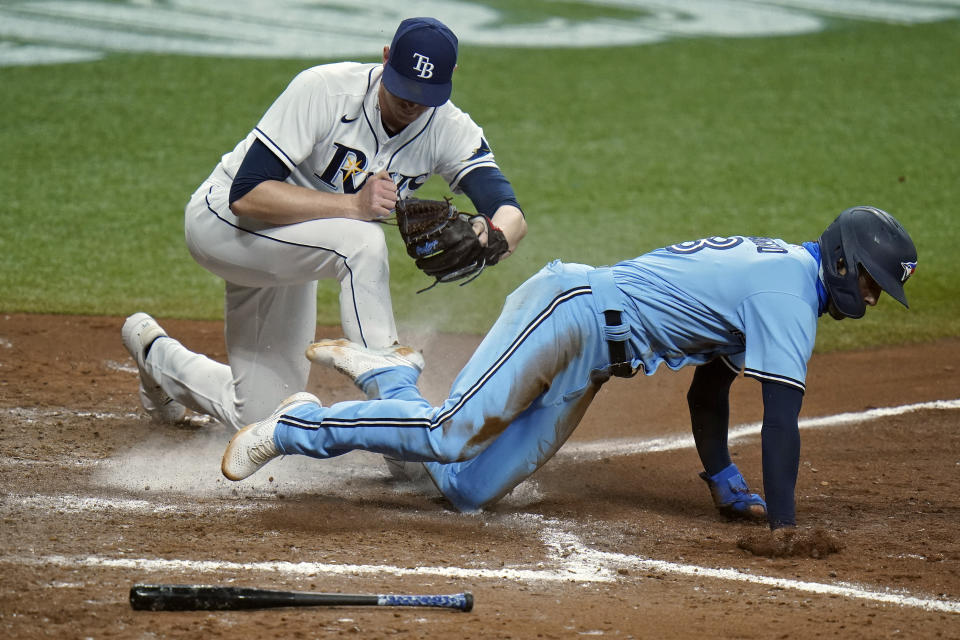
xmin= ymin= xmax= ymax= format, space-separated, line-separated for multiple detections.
xmin=221 ymin=207 xmax=918 ymax=536
xmin=121 ymin=17 xmax=526 ymax=431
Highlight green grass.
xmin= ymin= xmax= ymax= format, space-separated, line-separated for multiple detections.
xmin=1 ymin=19 xmax=957 ymax=351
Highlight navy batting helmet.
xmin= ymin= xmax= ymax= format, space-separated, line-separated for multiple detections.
xmin=818 ymin=206 xmax=917 ymax=319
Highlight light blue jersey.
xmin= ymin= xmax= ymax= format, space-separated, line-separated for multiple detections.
xmin=614 ymin=236 xmax=821 ymax=391
xmin=273 ymin=237 xmax=823 ymax=511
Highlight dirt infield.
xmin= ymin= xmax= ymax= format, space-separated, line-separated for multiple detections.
xmin=1 ymin=313 xmax=959 ymax=639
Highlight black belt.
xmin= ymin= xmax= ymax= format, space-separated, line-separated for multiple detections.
xmin=604 ymin=310 xmax=634 ymax=378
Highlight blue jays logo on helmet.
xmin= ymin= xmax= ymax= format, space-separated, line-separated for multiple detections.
xmin=901 ymin=260 xmax=917 ymax=282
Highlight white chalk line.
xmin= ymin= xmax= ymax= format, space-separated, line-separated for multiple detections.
xmin=4 ymin=522 xmax=958 ymax=614
xmin=561 ymin=398 xmax=960 ymax=460
xmin=0 ymin=406 xmax=141 ymax=421
xmin=4 ymin=552 xmax=596 ymax=587
xmin=1 ymin=493 xmax=262 ymax=515
xmin=0 ymin=405 xmax=211 ymax=424
xmin=2 ymin=399 xmax=959 ymax=613
xmin=540 ymin=523 xmax=960 ymax=614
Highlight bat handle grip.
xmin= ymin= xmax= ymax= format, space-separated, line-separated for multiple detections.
xmin=378 ymin=592 xmax=473 ymax=612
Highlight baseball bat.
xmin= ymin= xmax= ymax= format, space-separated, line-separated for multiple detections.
xmin=130 ymin=584 xmax=473 ymax=612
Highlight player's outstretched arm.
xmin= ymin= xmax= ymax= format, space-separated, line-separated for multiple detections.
xmin=758 ymin=380 xmax=804 ymax=529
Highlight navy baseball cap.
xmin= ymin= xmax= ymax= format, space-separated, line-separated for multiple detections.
xmin=382 ymin=17 xmax=458 ymax=107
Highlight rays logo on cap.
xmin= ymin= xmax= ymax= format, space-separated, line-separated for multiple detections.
xmin=901 ymin=260 xmax=917 ymax=282
xmin=412 ymin=53 xmax=434 ymax=78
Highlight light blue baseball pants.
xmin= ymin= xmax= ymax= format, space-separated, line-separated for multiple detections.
xmin=275 ymin=261 xmax=630 ymax=510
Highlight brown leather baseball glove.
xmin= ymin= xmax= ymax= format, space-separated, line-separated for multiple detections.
xmin=394 ymin=197 xmax=508 ymax=290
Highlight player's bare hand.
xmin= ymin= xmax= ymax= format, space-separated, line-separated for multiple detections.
xmin=471 ymin=217 xmax=489 ymax=246
xmin=354 ymin=171 xmax=397 ymax=220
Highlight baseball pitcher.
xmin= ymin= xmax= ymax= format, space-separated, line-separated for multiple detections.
xmin=122 ymin=17 xmax=526 ymax=431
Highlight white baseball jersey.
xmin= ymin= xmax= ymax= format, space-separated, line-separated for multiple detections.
xmin=215 ymin=62 xmax=500 ymax=198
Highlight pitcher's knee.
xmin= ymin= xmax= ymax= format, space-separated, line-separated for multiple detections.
xmin=343 ymin=223 xmax=389 ymax=272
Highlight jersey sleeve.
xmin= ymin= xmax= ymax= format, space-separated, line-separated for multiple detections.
xmin=738 ymin=292 xmax=818 ymax=393
xmin=434 ymin=107 xmax=501 ymax=191
xmin=253 ymin=69 xmax=332 ymax=171
xmin=457 ymin=166 xmax=521 ymax=215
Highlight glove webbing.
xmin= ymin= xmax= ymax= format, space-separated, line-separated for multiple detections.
xmin=415 ymin=259 xmax=488 ymax=294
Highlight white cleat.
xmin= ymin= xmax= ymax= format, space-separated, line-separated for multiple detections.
xmin=305 ymin=338 xmax=425 ymax=384
xmin=121 ymin=312 xmax=186 ymax=423
xmin=221 ymin=392 xmax=320 ymax=481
